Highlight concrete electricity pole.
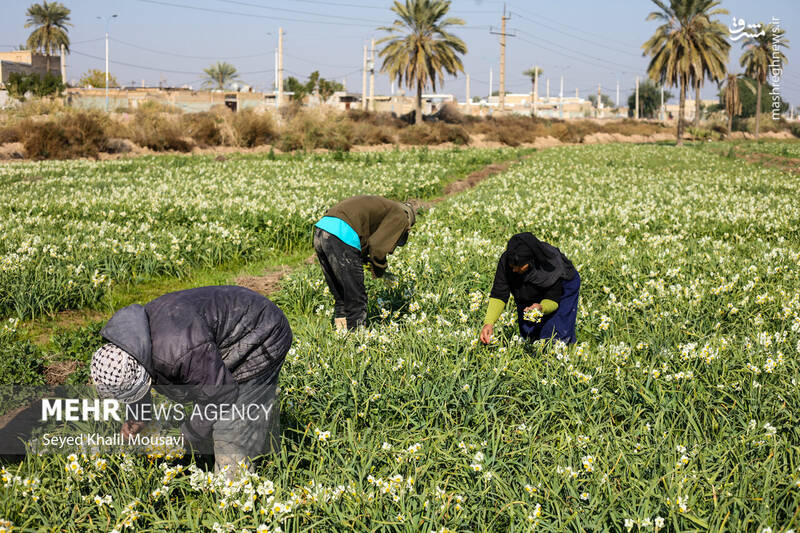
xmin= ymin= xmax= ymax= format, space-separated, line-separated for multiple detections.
xmin=362 ymin=44 xmax=368 ymax=111
xmin=369 ymin=38 xmax=375 ymax=112
xmin=60 ymin=44 xmax=66 ymax=84
xmin=277 ymin=27 xmax=284 ymax=109
xmin=490 ymin=5 xmax=514 ymax=111
xmin=97 ymin=14 xmax=117 ymax=112
xmin=635 ymin=76 xmax=640 ymax=120
xmin=597 ymin=83 xmax=601 ymax=118
xmin=466 ymin=73 xmax=471 ymax=114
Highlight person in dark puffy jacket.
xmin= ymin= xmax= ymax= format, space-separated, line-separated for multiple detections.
xmin=90 ymin=285 xmax=292 ymax=476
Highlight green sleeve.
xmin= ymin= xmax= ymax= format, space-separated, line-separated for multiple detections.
xmin=483 ymin=298 xmax=506 ymax=325
xmin=540 ymin=299 xmax=559 ymax=315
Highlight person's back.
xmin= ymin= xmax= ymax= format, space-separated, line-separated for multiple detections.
xmin=144 ymin=286 xmax=292 ymax=383
xmin=93 ymin=285 xmax=293 ymax=477
xmin=314 ymin=195 xmax=416 ymax=331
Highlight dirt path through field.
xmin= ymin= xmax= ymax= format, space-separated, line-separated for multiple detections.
xmin=726 ymin=148 xmax=800 ymax=175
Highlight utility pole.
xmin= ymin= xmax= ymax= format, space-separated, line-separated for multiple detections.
xmin=277 ymin=27 xmax=283 ymax=109
xmin=369 ymin=38 xmax=375 ymax=112
xmin=597 ymin=83 xmax=602 ymax=118
xmin=635 ymin=76 xmax=640 ymax=120
xmin=60 ymin=44 xmax=66 ymax=84
xmin=97 ymin=14 xmax=117 ymax=112
xmin=466 ymin=73 xmax=471 ymax=115
xmin=362 ymin=44 xmax=368 ymax=110
xmin=546 ymin=77 xmax=550 ymax=100
xmin=274 ymin=48 xmax=278 ymax=108
xmin=489 ymin=5 xmax=514 ymax=111
xmin=105 ymin=27 xmax=109 ymax=110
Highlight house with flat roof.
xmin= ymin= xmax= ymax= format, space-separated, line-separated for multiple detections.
xmin=0 ymin=50 xmax=63 ymax=86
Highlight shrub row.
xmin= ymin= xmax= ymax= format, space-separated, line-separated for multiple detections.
xmin=14 ymin=100 xmax=791 ymax=160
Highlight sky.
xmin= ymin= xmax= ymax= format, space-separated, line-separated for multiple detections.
xmin=2 ymin=0 xmax=798 ymax=107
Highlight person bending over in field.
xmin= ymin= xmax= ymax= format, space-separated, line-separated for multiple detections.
xmin=313 ymin=195 xmax=416 ymax=331
xmin=480 ymin=233 xmax=580 ymax=345
xmin=90 ymin=285 xmax=292 ymax=477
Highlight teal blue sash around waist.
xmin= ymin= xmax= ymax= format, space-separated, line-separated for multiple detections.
xmin=314 ymin=216 xmax=361 ymax=250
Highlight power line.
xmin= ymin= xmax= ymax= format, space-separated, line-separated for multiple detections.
xmin=257 ymin=0 xmax=386 ymax=10
xmin=506 ymin=1 xmax=642 ymax=50
xmin=511 ymin=11 xmax=642 ymax=59
xmin=211 ymin=0 xmax=385 ymax=24
xmin=135 ymin=0 xmax=378 ymax=27
xmin=110 ymin=38 xmax=273 ymax=60
xmin=283 ymin=51 xmax=358 ymax=70
xmin=515 ymin=32 xmax=642 ymax=72
xmin=70 ymin=49 xmax=202 ymax=75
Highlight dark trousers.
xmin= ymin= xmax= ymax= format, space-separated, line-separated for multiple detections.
xmin=313 ymin=227 xmax=367 ymax=329
xmin=518 ymin=272 xmax=581 ymax=344
xmin=183 ymin=366 xmax=281 ymax=480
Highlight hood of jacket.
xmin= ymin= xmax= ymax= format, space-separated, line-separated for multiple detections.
xmin=100 ymin=304 xmax=154 ymax=376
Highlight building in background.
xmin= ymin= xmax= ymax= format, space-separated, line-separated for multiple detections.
xmin=0 ymin=50 xmax=62 ymax=86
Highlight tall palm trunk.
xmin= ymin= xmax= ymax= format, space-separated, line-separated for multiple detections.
xmin=755 ymin=81 xmax=761 ymax=140
xmin=727 ymin=110 xmax=733 ymax=138
xmin=677 ymin=76 xmax=686 ymax=146
xmin=694 ymin=84 xmax=701 ymax=127
xmin=415 ymin=79 xmax=423 ymax=125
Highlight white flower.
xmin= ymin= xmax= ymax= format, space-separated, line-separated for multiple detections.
xmin=314 ymin=427 xmax=331 ymax=442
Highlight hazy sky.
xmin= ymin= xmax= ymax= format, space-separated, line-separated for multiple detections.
xmin=2 ymin=0 xmax=798 ymax=107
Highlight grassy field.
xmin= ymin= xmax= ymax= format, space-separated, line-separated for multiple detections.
xmin=0 ymin=147 xmax=527 ymax=319
xmin=1 ymin=142 xmax=799 ymax=532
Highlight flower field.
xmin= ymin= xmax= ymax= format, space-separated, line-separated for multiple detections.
xmin=1 ymin=142 xmax=800 ymax=531
xmin=0 ymin=148 xmax=523 ymax=319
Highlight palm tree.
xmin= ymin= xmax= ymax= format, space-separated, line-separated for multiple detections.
xmin=203 ymin=62 xmax=239 ymax=90
xmin=24 ymin=1 xmax=72 ymax=74
xmin=642 ymin=0 xmax=728 ymax=146
xmin=690 ymin=6 xmax=729 ymax=126
xmin=740 ymin=23 xmax=789 ymax=139
xmin=722 ymin=74 xmax=741 ymax=137
xmin=378 ymin=0 xmax=467 ymax=125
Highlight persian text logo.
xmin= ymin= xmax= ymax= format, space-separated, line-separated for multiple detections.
xmin=730 ymin=16 xmax=784 ymax=121
xmin=729 ymin=17 xmax=765 ymax=42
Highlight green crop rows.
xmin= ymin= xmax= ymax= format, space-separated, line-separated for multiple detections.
xmin=0 ymin=148 xmax=524 ymax=319
xmin=1 ymin=143 xmax=799 ymax=532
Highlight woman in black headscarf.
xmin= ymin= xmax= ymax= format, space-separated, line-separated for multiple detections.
xmin=480 ymin=233 xmax=580 ymax=344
